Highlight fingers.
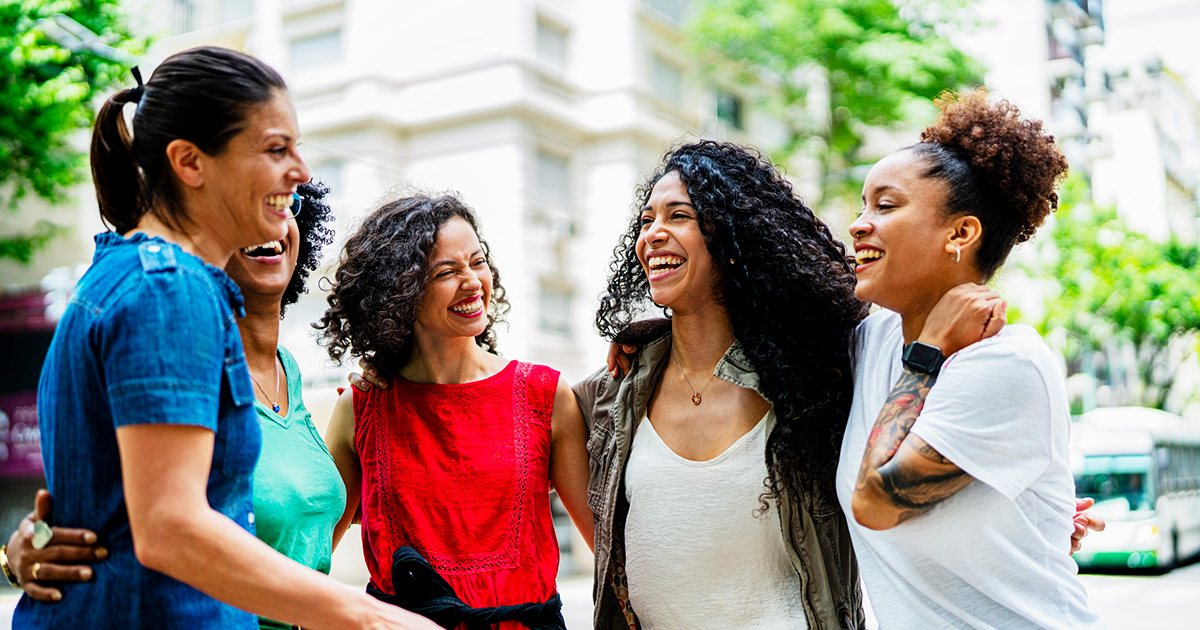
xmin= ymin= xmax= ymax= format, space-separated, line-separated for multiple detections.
xmin=349 ymin=372 xmax=371 ymax=392
xmin=1075 ymin=497 xmax=1095 ymax=512
xmin=41 ymin=526 xmax=99 ymax=547
xmin=34 ymin=543 xmax=108 ymax=564
xmin=34 ymin=489 xmax=52 ymax=521
xmin=20 ymin=580 xmax=64 ymax=603
xmin=1070 ymin=521 xmax=1086 ymax=555
xmin=606 ymin=343 xmax=621 ymax=377
xmin=25 ymin=561 xmax=94 ymax=584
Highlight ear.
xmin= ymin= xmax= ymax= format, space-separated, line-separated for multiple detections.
xmin=164 ymin=139 xmax=206 ymax=189
xmin=945 ymin=214 xmax=982 ymax=258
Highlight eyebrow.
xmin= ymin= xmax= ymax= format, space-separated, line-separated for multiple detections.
xmin=641 ymin=201 xmax=696 ymax=211
xmin=433 ymin=250 xmax=484 ymax=267
xmin=863 ymin=184 xmax=902 ymax=202
xmin=264 ymin=132 xmax=295 ymax=143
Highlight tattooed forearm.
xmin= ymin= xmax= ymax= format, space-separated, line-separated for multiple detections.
xmin=851 ymin=368 xmax=972 ymax=530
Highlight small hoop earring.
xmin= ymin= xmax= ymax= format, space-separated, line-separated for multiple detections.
xmin=954 ymin=246 xmax=961 ymax=264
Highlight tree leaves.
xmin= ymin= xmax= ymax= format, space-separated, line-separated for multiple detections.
xmin=0 ymin=0 xmax=145 ymax=263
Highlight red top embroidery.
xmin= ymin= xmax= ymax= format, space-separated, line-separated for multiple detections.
xmin=354 ymin=360 xmax=561 ymax=623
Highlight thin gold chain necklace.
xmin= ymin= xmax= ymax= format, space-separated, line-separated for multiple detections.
xmin=671 ymin=343 xmax=716 ymax=405
xmin=249 ymin=356 xmax=282 ymax=414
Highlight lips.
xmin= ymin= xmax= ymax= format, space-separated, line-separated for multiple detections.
xmin=450 ymin=295 xmax=485 ymax=318
xmin=647 ymin=254 xmax=685 ymax=280
xmin=241 ymin=240 xmax=284 ymax=258
xmin=854 ymin=246 xmax=884 ymax=270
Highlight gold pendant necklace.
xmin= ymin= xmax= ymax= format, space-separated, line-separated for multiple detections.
xmin=671 ymin=343 xmax=716 ymax=405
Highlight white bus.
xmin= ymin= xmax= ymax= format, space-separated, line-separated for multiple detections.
xmin=1070 ymin=407 xmax=1200 ymax=571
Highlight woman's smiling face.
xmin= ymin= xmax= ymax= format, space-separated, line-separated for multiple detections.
xmin=636 ymin=171 xmax=720 ymax=312
xmin=849 ymin=149 xmax=961 ymax=313
xmin=413 ymin=217 xmax=493 ymax=342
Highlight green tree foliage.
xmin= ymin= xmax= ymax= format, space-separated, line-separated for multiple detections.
xmin=0 ymin=0 xmax=144 ymax=263
xmin=1033 ymin=176 xmax=1200 ymax=410
xmin=688 ymin=0 xmax=982 ymax=196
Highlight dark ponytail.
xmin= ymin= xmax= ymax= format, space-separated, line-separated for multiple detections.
xmin=91 ymin=87 xmax=145 ymax=233
xmin=90 ymin=46 xmax=287 ymax=234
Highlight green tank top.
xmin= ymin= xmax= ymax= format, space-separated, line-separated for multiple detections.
xmin=252 ymin=346 xmax=348 ymax=630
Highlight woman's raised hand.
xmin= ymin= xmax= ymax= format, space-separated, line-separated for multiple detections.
xmin=606 ymin=342 xmax=639 ymax=378
xmin=918 ymin=283 xmax=1006 ymax=357
xmin=5 ymin=490 xmax=106 ymax=602
xmin=349 ymin=358 xmax=389 ymax=392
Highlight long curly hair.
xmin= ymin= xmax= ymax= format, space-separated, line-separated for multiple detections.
xmin=316 ymin=194 xmax=509 ymax=380
xmin=915 ymin=89 xmax=1069 ymax=278
xmin=596 ymin=140 xmax=868 ymax=499
xmin=280 ymin=178 xmax=336 ymax=317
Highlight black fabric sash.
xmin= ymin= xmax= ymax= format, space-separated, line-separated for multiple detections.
xmin=367 ymin=546 xmax=567 ymax=630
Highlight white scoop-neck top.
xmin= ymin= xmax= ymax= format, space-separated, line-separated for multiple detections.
xmin=623 ymin=411 xmax=808 ymax=630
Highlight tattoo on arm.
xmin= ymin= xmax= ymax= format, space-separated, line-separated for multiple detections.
xmin=855 ymin=369 xmax=970 ymax=523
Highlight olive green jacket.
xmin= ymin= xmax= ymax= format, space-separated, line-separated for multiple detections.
xmin=573 ymin=333 xmax=865 ymax=630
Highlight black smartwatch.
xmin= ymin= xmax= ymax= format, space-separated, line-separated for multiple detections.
xmin=902 ymin=341 xmax=946 ymax=375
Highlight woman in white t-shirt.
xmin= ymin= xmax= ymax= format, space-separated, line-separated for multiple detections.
xmin=839 ymin=89 xmax=1104 ymax=628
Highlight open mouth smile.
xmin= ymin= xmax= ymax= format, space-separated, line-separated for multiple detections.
xmin=647 ymin=255 xmax=685 ymax=280
xmin=450 ymin=295 xmax=485 ymax=318
xmin=240 ymin=240 xmax=285 ymax=261
xmin=854 ymin=247 xmax=884 ymax=271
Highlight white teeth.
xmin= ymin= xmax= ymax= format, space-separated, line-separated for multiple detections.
xmin=265 ymin=194 xmax=292 ymax=211
xmin=450 ymin=297 xmax=484 ymax=314
xmin=240 ymin=241 xmax=284 ymax=256
xmin=855 ymin=250 xmax=883 ymax=264
xmin=648 ymin=255 xmax=685 ymax=269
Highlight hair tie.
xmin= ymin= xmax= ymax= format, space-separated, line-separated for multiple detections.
xmin=129 ymin=66 xmax=145 ymax=105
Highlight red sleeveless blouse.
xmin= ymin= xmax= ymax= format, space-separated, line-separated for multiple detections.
xmin=353 ymin=360 xmax=561 ymax=625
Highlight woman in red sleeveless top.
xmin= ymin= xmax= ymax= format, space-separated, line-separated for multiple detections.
xmin=317 ymin=194 xmax=593 ymax=629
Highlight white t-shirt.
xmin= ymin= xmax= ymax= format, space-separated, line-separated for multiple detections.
xmin=835 ymin=310 xmax=1103 ymax=630
xmin=624 ymin=411 xmax=808 ymax=630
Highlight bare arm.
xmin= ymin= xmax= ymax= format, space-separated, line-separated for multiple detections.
xmin=851 ymin=283 xmax=1007 ymax=530
xmin=549 ymin=376 xmax=595 ymax=552
xmin=326 ymin=388 xmax=362 ymax=552
xmin=851 ymin=369 xmax=973 ymax=530
xmin=116 ymin=423 xmax=436 ymax=630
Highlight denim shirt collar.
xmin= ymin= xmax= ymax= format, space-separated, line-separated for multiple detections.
xmin=94 ymin=231 xmax=246 ymax=317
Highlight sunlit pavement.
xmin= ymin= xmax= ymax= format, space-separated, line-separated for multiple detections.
xmin=4 ymin=563 xmax=1199 ymax=629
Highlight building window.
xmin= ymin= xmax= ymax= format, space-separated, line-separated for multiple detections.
xmin=536 ymin=150 xmax=570 ymax=206
xmin=536 ymin=18 xmax=569 ymax=72
xmin=716 ymin=90 xmax=743 ymax=130
xmin=643 ymin=0 xmax=689 ymax=22
xmin=290 ymin=30 xmax=342 ymax=68
xmin=221 ymin=0 xmax=253 ymax=21
xmin=651 ymin=55 xmax=684 ymax=102
xmin=538 ymin=283 xmax=574 ymax=338
xmin=173 ymin=0 xmax=198 ymax=34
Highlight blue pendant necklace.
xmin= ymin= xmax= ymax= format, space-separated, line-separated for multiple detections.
xmin=249 ymin=356 xmax=282 ymax=414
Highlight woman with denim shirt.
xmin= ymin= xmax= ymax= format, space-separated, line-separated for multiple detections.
xmin=6 ymin=47 xmax=435 ymax=630
xmin=5 ymin=180 xmax=363 ymax=630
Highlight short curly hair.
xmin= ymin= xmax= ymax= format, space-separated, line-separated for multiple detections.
xmin=597 ymin=140 xmax=868 ymax=499
xmin=316 ymin=194 xmax=508 ymax=380
xmin=280 ymin=178 xmax=336 ymax=317
xmin=914 ymin=89 xmax=1069 ymax=278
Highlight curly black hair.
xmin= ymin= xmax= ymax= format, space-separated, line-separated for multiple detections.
xmin=280 ymin=178 xmax=336 ymax=317
xmin=914 ymin=89 xmax=1069 ymax=278
xmin=596 ymin=140 xmax=869 ymax=499
xmin=315 ymin=194 xmax=509 ymax=380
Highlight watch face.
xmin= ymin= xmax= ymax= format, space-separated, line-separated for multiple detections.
xmin=904 ymin=342 xmax=945 ymax=373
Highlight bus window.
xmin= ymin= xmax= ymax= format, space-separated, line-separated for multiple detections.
xmin=1074 ymin=454 xmax=1155 ymax=516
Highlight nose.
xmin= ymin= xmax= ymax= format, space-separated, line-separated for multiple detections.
xmin=848 ymin=214 xmax=871 ymax=239
xmin=462 ymin=271 xmax=483 ymax=292
xmin=645 ymin=216 xmax=669 ymax=245
xmin=288 ymin=153 xmax=311 ymax=186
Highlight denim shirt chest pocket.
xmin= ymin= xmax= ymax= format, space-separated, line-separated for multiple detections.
xmin=218 ymin=315 xmax=261 ymax=478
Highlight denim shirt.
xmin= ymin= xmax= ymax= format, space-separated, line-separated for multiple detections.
xmin=14 ymin=232 xmax=261 ymax=630
xmin=573 ymin=333 xmax=865 ymax=630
